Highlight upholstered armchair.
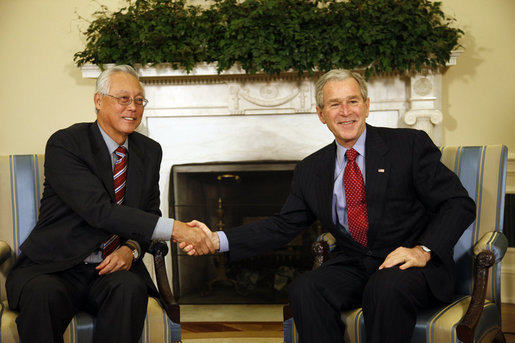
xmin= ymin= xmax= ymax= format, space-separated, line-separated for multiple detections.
xmin=284 ymin=145 xmax=509 ymax=343
xmin=0 ymin=155 xmax=181 ymax=343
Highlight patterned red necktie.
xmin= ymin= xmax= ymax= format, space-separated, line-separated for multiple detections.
xmin=344 ymin=148 xmax=368 ymax=247
xmin=102 ymin=146 xmax=126 ymax=258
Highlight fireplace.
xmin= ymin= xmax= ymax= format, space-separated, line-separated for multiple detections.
xmin=169 ymin=161 xmax=321 ymax=304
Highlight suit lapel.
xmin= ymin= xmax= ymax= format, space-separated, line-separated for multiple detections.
xmin=89 ymin=123 xmax=117 ymax=202
xmin=364 ymin=126 xmax=390 ymax=240
xmin=315 ymin=143 xmax=337 ymax=227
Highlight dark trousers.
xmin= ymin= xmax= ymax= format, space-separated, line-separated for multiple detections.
xmin=15 ymin=262 xmax=148 ymax=343
xmin=288 ymin=255 xmax=438 ymax=343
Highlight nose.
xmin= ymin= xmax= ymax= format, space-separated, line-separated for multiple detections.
xmin=126 ymin=99 xmax=137 ymax=111
xmin=339 ymin=103 xmax=350 ymax=115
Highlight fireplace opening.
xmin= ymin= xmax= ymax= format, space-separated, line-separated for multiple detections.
xmin=169 ymin=161 xmax=322 ymax=304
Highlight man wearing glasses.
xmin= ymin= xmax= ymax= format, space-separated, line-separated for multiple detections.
xmin=6 ymin=65 xmax=215 ymax=343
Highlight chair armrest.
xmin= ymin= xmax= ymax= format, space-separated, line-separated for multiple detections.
xmin=456 ymin=231 xmax=508 ymax=343
xmin=312 ymin=240 xmax=329 ymax=270
xmin=0 ymin=240 xmax=12 ymax=265
xmin=148 ymin=240 xmax=180 ymax=324
xmin=312 ymin=232 xmax=336 ymax=270
xmin=472 ymin=231 xmax=508 ymax=263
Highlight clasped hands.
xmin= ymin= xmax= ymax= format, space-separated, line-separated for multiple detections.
xmin=172 ymin=220 xmax=219 ymax=256
xmin=172 ymin=220 xmax=432 ymax=269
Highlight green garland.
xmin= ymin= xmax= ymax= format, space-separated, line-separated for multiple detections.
xmin=74 ymin=0 xmax=463 ymax=77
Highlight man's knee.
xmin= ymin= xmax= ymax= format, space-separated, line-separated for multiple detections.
xmin=19 ymin=275 xmax=73 ymax=310
xmin=98 ymin=271 xmax=147 ymax=303
xmin=288 ymin=271 xmax=318 ymax=305
xmin=363 ymin=267 xmax=427 ymax=308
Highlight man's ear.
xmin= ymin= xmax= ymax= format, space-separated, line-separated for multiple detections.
xmin=94 ymin=93 xmax=102 ymax=111
xmin=316 ymin=106 xmax=326 ymax=124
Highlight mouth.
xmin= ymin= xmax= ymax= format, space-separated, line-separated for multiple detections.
xmin=122 ymin=117 xmax=136 ymax=121
xmin=339 ymin=120 xmax=356 ymax=125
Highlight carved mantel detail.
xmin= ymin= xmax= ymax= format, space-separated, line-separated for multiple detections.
xmin=81 ymin=52 xmax=460 ymax=145
xmin=404 ymin=73 xmax=443 ymax=139
xmin=227 ymin=79 xmax=312 ymax=115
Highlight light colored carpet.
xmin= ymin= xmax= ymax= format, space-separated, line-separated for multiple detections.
xmin=181 ymin=304 xmax=284 ymax=322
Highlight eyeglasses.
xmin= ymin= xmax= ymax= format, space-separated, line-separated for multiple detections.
xmin=102 ymin=93 xmax=149 ymax=107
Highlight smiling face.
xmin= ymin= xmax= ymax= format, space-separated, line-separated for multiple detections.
xmin=94 ymin=72 xmax=144 ymax=144
xmin=316 ymin=78 xmax=370 ymax=148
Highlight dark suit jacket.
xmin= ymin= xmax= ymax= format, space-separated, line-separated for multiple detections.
xmin=225 ymin=125 xmax=476 ymax=302
xmin=7 ymin=122 xmax=163 ymax=309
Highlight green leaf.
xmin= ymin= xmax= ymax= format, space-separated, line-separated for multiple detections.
xmin=74 ymin=0 xmax=463 ymax=76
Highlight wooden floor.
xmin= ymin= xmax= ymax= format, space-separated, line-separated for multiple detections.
xmin=182 ymin=322 xmax=283 ymax=341
xmin=504 ymin=303 xmax=515 ymax=343
xmin=181 ymin=303 xmax=515 ymax=342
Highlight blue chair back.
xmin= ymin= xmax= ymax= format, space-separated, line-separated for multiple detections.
xmin=440 ymin=146 xmax=508 ymax=309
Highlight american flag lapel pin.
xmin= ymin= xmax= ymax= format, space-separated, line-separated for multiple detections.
xmin=378 ymin=168 xmax=385 ymax=173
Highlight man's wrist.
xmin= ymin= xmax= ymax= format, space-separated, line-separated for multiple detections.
xmin=171 ymin=220 xmax=185 ymax=241
xmin=418 ymin=245 xmax=431 ymax=261
xmin=123 ymin=240 xmax=140 ymax=260
xmin=420 ymin=245 xmax=431 ymax=253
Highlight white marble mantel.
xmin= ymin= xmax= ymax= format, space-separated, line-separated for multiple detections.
xmin=81 ymin=57 xmax=459 ymax=217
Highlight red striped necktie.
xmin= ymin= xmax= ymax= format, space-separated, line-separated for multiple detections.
xmin=102 ymin=146 xmax=127 ymax=258
xmin=344 ymin=148 xmax=369 ymax=247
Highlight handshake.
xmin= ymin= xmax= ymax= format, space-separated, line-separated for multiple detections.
xmin=172 ymin=220 xmax=219 ymax=256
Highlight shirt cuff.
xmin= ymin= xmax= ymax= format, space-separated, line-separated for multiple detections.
xmin=217 ymin=231 xmax=229 ymax=252
xmin=152 ymin=217 xmax=174 ymax=241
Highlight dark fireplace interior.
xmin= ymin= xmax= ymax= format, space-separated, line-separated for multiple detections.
xmin=169 ymin=161 xmax=322 ymax=304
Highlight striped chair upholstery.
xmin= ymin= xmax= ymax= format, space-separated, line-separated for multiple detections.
xmin=0 ymin=155 xmax=181 ymax=343
xmin=284 ymin=145 xmax=509 ymax=343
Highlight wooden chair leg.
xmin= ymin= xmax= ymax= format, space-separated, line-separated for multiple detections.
xmin=456 ymin=251 xmax=496 ymax=343
xmin=493 ymin=330 xmax=506 ymax=343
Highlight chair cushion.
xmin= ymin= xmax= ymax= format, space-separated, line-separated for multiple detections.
xmin=141 ymin=296 xmax=182 ymax=343
xmin=341 ymin=308 xmax=364 ymax=343
xmin=340 ymin=296 xmax=502 ymax=343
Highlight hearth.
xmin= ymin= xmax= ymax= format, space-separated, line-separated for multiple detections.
xmin=169 ymin=161 xmax=321 ymax=304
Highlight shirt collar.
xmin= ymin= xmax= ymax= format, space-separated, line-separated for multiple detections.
xmin=335 ymin=127 xmax=367 ymax=167
xmin=96 ymin=123 xmax=129 ymax=154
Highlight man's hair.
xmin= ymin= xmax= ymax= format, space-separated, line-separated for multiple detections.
xmin=95 ymin=65 xmax=145 ymax=96
xmin=315 ymin=70 xmax=368 ymax=108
